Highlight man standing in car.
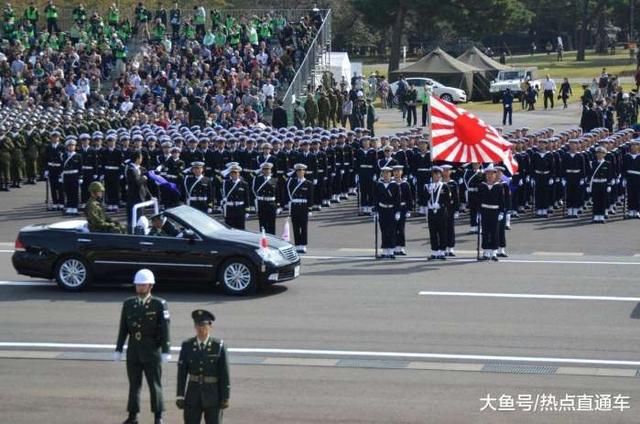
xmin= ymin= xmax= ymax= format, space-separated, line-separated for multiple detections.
xmin=126 ymin=151 xmax=148 ymax=233
xmin=114 ymin=269 xmax=171 ymax=424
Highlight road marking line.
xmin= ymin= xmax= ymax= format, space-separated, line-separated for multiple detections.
xmin=634 ymin=254 xmax=640 ymax=257
xmin=0 ymin=250 xmax=14 ymax=253
xmin=407 ymin=362 xmax=484 ymax=372
xmin=338 ymin=248 xmax=375 ymax=252
xmin=0 ymin=280 xmax=55 ymax=287
xmin=303 ymin=255 xmax=640 ymax=266
xmin=532 ymin=251 xmax=584 ymax=256
xmin=556 ymin=367 xmax=637 ymax=377
xmin=263 ymin=357 xmax=339 ymax=367
xmin=2 ymin=342 xmax=640 ymax=367
xmin=418 ymin=291 xmax=640 ymax=302
xmin=0 ymin=242 xmax=14 ymax=247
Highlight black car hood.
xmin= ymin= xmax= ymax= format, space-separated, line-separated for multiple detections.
xmin=212 ymin=228 xmax=291 ymax=249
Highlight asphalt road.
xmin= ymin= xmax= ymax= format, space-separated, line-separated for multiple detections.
xmin=1 ymin=182 xmax=640 ymax=423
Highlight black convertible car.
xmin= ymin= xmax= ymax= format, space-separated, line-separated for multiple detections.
xmin=12 ymin=205 xmax=300 ymax=296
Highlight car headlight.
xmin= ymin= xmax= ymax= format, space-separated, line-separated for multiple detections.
xmin=256 ymin=248 xmax=287 ymax=266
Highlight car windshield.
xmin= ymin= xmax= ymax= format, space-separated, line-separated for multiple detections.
xmin=166 ymin=206 xmax=227 ymax=235
xmin=500 ymin=71 xmax=523 ymax=80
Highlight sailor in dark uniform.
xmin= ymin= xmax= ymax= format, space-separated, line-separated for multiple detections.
xmin=286 ymin=163 xmax=314 ymax=253
xmin=589 ymin=146 xmax=613 ymax=223
xmin=561 ymin=139 xmax=587 ymax=218
xmin=79 ymin=133 xmax=99 ymax=209
xmin=495 ymin=166 xmax=511 ymax=257
xmin=183 ymin=161 xmax=213 ymax=213
xmin=252 ymin=162 xmax=278 ymax=235
xmin=373 ymin=166 xmax=400 ymax=259
xmin=61 ymin=138 xmax=83 ymax=215
xmin=221 ymin=163 xmax=249 ymax=230
xmin=426 ymin=166 xmax=451 ymax=260
xmin=478 ymin=164 xmax=505 ymax=261
xmin=393 ymin=164 xmax=413 ymax=256
xmin=44 ymin=130 xmax=65 ymax=210
xmin=622 ymin=139 xmax=640 ymax=218
xmin=531 ymin=139 xmax=555 ymax=217
xmin=355 ymin=136 xmax=377 ymax=215
xmin=441 ymin=164 xmax=459 ymax=256
xmin=100 ymin=134 xmax=123 ymax=212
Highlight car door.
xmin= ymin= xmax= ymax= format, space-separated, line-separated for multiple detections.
xmin=76 ymin=232 xmax=145 ymax=282
xmin=133 ymin=233 xmax=216 ymax=283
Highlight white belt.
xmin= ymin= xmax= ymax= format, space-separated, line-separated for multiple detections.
xmin=104 ymin=166 xmax=120 ymax=170
xmin=291 ymin=199 xmax=308 ymax=204
xmin=257 ymin=196 xmax=276 ymax=201
xmin=591 ymin=178 xmax=607 ymax=183
xmin=565 ymin=169 xmax=580 ymax=173
xmin=467 ymin=188 xmax=478 ymax=192
xmin=63 ymin=169 xmax=79 ymax=174
xmin=481 ymin=203 xmax=499 ymax=209
xmin=189 ymin=196 xmax=208 ymax=201
xmin=627 ymin=170 xmax=640 ymax=175
xmin=344 ymin=162 xmax=350 ymax=165
xmin=535 ymin=170 xmax=550 ymax=174
xmin=47 ymin=162 xmax=61 ymax=167
xmin=226 ymin=201 xmax=245 ymax=206
xmin=359 ymin=164 xmax=373 ymax=168
xmin=378 ymin=203 xmax=395 ymax=208
xmin=82 ymin=166 xmax=94 ymax=170
xmin=335 ymin=162 xmax=343 ymax=166
xmin=417 ymin=168 xmax=431 ymax=172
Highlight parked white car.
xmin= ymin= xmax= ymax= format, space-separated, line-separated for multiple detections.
xmin=390 ymin=77 xmax=467 ymax=104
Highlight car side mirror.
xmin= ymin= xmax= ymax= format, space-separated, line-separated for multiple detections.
xmin=183 ymin=229 xmax=196 ymax=240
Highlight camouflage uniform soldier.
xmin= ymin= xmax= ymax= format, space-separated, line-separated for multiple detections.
xmin=328 ymin=89 xmax=338 ymax=128
xmin=318 ymin=91 xmax=331 ymax=129
xmin=0 ymin=127 xmax=14 ymax=191
xmin=24 ymin=125 xmax=42 ymax=184
xmin=85 ymin=181 xmax=126 ymax=233
xmin=9 ymin=123 xmax=25 ymax=187
xmin=304 ymin=94 xmax=318 ymax=127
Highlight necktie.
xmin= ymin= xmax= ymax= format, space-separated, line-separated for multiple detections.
xmin=200 ymin=342 xmax=205 ymax=351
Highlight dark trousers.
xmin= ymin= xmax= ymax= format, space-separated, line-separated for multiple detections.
xmin=63 ymin=177 xmax=79 ymax=208
xmin=592 ymin=183 xmax=607 ymax=215
xmin=47 ymin=18 xmax=59 ymax=33
xmin=104 ymin=172 xmax=120 ymax=207
xmin=378 ymin=208 xmax=396 ymax=249
xmin=333 ymin=170 xmax=343 ymax=195
xmin=225 ymin=207 xmax=246 ymax=230
xmin=566 ymin=179 xmax=582 ymax=208
xmin=421 ymin=104 xmax=429 ymax=126
xmin=81 ymin=173 xmax=94 ymax=204
xmin=358 ymin=174 xmax=373 ymax=207
xmin=291 ymin=205 xmax=309 ymax=245
xmin=480 ymin=209 xmax=499 ymax=249
xmin=446 ymin=211 xmax=456 ymax=248
xmin=498 ymin=213 xmax=506 ymax=248
xmin=258 ymin=202 xmax=276 ymax=234
xmin=502 ymin=106 xmax=512 ymax=125
xmin=534 ymin=177 xmax=551 ymax=209
xmin=395 ymin=209 xmax=407 ymax=247
xmin=313 ymin=177 xmax=325 ymax=207
xmin=468 ymin=192 xmax=479 ymax=226
xmin=49 ymin=173 xmax=64 ymax=205
xmin=543 ymin=90 xmax=554 ymax=109
xmin=172 ymin=24 xmax=180 ymax=40
xmin=628 ymin=179 xmax=640 ymax=210
xmin=126 ymin=356 xmax=163 ymax=414
xmin=406 ymin=105 xmax=417 ymax=126
xmin=189 ymin=201 xmax=208 ymax=213
xmin=415 ymin=175 xmax=429 ymax=207
xmin=184 ymin=404 xmax=222 ymax=424
xmin=427 ymin=209 xmax=447 ymax=250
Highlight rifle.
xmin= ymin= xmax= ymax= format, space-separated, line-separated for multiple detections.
xmin=374 ymin=212 xmax=379 ymax=259
xmin=476 ymin=213 xmax=482 ymax=261
xmin=563 ymin=181 xmax=567 ymax=217
xmin=623 ymin=184 xmax=628 ymax=220
xmin=45 ymin=175 xmax=50 ymax=210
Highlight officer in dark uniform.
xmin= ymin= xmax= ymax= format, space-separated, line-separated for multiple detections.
xmin=373 ymin=166 xmax=400 ymax=259
xmin=286 ymin=163 xmax=314 ymax=253
xmin=126 ymin=151 xmax=149 ymax=232
xmin=114 ymin=269 xmax=171 ymax=424
xmin=561 ymin=139 xmax=586 ymax=218
xmin=79 ymin=133 xmax=99 ymax=208
xmin=426 ymin=166 xmax=452 ymax=260
xmin=531 ymin=139 xmax=555 ymax=217
xmin=589 ymin=146 xmax=613 ymax=223
xmin=253 ymin=162 xmax=278 ymax=234
xmin=478 ymin=164 xmax=505 ymax=261
xmin=411 ymin=140 xmax=432 ymax=215
xmin=622 ymin=139 xmax=640 ymax=218
xmin=393 ymin=165 xmax=413 ymax=256
xmin=221 ymin=163 xmax=249 ymax=230
xmin=441 ymin=164 xmax=459 ymax=256
xmin=183 ymin=161 xmax=213 ymax=213
xmin=495 ymin=166 xmax=511 ymax=257
xmin=61 ymin=138 xmax=83 ymax=215
xmin=311 ymin=139 xmax=328 ymax=210
xmin=101 ymin=134 xmax=123 ymax=212
xmin=176 ymin=309 xmax=230 ymax=424
xmin=355 ymin=136 xmax=377 ymax=215
xmin=45 ymin=130 xmax=65 ymax=210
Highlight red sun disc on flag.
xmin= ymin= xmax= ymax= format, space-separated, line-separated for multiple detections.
xmin=429 ymin=96 xmax=514 ymax=174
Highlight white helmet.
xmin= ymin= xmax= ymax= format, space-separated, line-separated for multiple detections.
xmin=134 ymin=269 xmax=155 ymax=285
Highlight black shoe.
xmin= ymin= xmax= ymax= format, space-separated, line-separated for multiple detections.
xmin=428 ymin=255 xmax=437 ymax=260
xmin=438 ymin=255 xmax=446 ymax=260
xmin=154 ymin=418 xmax=163 ymax=424
xmin=395 ymin=251 xmax=407 ymax=256
xmin=491 ymin=256 xmax=499 ymax=262
xmin=446 ymin=252 xmax=455 ymax=257
xmin=389 ymin=255 xmax=396 ymax=260
xmin=122 ymin=417 xmax=138 ymax=424
xmin=497 ymin=253 xmax=508 ymax=258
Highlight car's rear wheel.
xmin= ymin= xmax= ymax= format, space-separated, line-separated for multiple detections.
xmin=218 ymin=258 xmax=257 ymax=296
xmin=55 ymin=256 xmax=92 ymax=291
xmin=440 ymin=93 xmax=454 ymax=103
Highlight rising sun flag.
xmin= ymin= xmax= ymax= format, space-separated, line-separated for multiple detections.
xmin=430 ymin=96 xmax=518 ymax=175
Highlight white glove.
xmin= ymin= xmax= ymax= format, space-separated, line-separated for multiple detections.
xmin=453 ymin=212 xmax=459 ymax=219
xmin=530 ymin=180 xmax=535 ymax=187
xmin=498 ymin=212 xmax=504 ymax=221
xmin=79 ymin=179 xmax=83 ymax=185
xmin=207 ymin=208 xmax=213 ymax=213
xmin=161 ymin=353 xmax=171 ymax=363
xmin=276 ymin=207 xmax=282 ymax=215
xmin=355 ymin=174 xmax=359 ymax=184
xmin=93 ymin=174 xmax=98 ymax=180
xmin=100 ymin=175 xmax=105 ymax=181
xmin=340 ymin=170 xmax=345 ymax=175
xmin=405 ymin=211 xmax=411 ymax=218
xmin=120 ymin=175 xmax=124 ymax=180
xmin=555 ymin=178 xmax=560 ymax=183
xmin=113 ymin=351 xmax=123 ymax=362
xmin=458 ymin=178 xmax=463 ymax=184
xmin=525 ymin=176 xmax=530 ymax=183
xmin=394 ymin=212 xmax=401 ymax=221
xmin=308 ymin=212 xmax=313 ymax=217
xmin=586 ymin=186 xmax=592 ymax=193
xmin=313 ymin=179 xmax=317 ymax=185
xmin=622 ymin=179 xmax=627 ymax=188
xmin=44 ymin=170 xmax=49 ymax=178
xmin=548 ymin=178 xmax=553 ymax=186
xmin=561 ymin=179 xmax=566 ymax=187
xmin=372 ymin=174 xmax=377 ymax=181
xmin=606 ymin=186 xmax=611 ymax=193
xmin=155 ymin=165 xmax=163 ymax=172
xmin=518 ymin=179 xmax=523 ymax=186
xmin=245 ymin=213 xmax=250 ymax=219
xmin=58 ymin=177 xmax=63 ymax=183
xmin=331 ymin=173 xmax=336 ymax=177
xmin=579 ymin=178 xmax=585 ymax=186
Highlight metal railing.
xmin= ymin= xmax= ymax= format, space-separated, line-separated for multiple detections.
xmin=281 ymin=9 xmax=332 ymax=119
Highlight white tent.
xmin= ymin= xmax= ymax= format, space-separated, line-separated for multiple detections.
xmin=328 ymin=52 xmax=352 ymax=89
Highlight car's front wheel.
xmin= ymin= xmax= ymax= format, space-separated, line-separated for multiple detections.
xmin=440 ymin=93 xmax=454 ymax=103
xmin=55 ymin=256 xmax=92 ymax=291
xmin=218 ymin=258 xmax=257 ymax=296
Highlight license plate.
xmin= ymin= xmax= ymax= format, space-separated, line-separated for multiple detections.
xmin=294 ymin=266 xmax=300 ymax=277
